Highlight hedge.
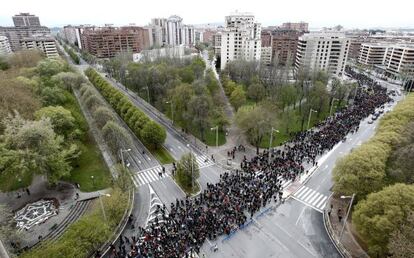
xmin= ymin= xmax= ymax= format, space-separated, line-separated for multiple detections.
xmin=84 ymin=68 xmax=166 ymax=148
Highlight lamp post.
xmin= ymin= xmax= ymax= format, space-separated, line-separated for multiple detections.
xmin=329 ymin=98 xmax=339 ymax=116
xmin=141 ymin=87 xmax=150 ymax=103
xmin=186 ymin=144 xmax=194 ymax=191
xmin=120 ymin=148 xmax=132 ymax=168
xmin=210 ymin=126 xmax=219 ymax=149
xmin=166 ymin=101 xmax=174 ymax=125
xmin=339 ymin=193 xmax=356 ymax=242
xmin=98 ymin=192 xmax=111 ymax=223
xmin=268 ymin=127 xmax=279 ymax=164
xmin=307 ymin=109 xmax=318 ymax=130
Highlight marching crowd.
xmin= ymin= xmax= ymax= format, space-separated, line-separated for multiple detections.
xmin=105 ymin=67 xmax=391 ymax=258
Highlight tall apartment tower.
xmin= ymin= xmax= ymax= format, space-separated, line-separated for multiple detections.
xmin=220 ymin=12 xmax=261 ymax=70
xmin=12 ymin=13 xmax=41 ymax=27
xmin=0 ymin=36 xmax=12 ymax=55
xmin=294 ymin=32 xmax=350 ymax=76
xmin=167 ymin=15 xmax=183 ymax=46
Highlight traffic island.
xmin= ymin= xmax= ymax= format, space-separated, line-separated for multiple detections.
xmin=324 ymin=193 xmax=369 ymax=258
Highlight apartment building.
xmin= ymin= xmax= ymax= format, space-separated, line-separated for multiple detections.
xmin=12 ymin=13 xmax=40 ymax=27
xmin=148 ymin=15 xmax=195 ymax=47
xmin=213 ymin=33 xmax=222 ymax=56
xmin=261 ymin=46 xmax=272 ymax=65
xmin=0 ymin=36 xmax=12 ymax=55
xmin=80 ymin=26 xmax=150 ymax=58
xmin=295 ymin=32 xmax=350 ymax=76
xmin=358 ymin=43 xmax=389 ymax=65
xmin=20 ymin=36 xmax=58 ymax=58
xmin=281 ymin=22 xmax=308 ymax=32
xmin=271 ymin=30 xmax=302 ymax=65
xmin=220 ymin=12 xmax=261 ymax=70
xmin=383 ymin=44 xmax=414 ymax=78
xmin=0 ymin=13 xmax=50 ymax=51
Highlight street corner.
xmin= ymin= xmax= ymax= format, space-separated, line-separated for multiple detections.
xmin=283 ymin=180 xmax=303 ymax=198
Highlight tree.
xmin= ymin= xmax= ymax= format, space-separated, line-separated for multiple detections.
xmin=175 ymin=153 xmax=200 ymax=191
xmin=35 ymin=106 xmax=76 ymax=139
xmin=187 ymin=94 xmax=211 ymax=141
xmin=1 ymin=114 xmax=79 ymax=184
xmin=36 ymin=59 xmax=67 ymax=78
xmin=236 ymin=105 xmax=273 ymax=154
xmin=179 ymin=67 xmax=195 ymax=83
xmin=140 ymin=121 xmax=167 ymax=149
xmin=247 ymin=82 xmax=266 ymax=103
xmin=332 ymin=140 xmax=389 ymax=198
xmin=389 ymin=212 xmax=414 ymax=258
xmin=102 ymin=121 xmax=133 ymax=157
xmin=353 ymin=184 xmax=414 ymax=257
xmin=8 ymin=50 xmax=43 ymax=68
xmin=51 ymin=72 xmax=84 ymax=90
xmin=93 ymin=106 xmax=116 ymax=129
xmin=40 ymin=85 xmax=68 ymax=106
xmin=308 ymin=80 xmax=329 ymax=117
xmin=230 ymin=85 xmax=246 ymax=111
xmin=114 ymin=164 xmax=134 ymax=192
xmin=0 ymin=204 xmax=20 ymax=254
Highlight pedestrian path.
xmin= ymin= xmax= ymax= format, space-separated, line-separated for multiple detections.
xmin=291 ymin=185 xmax=328 ymax=213
xmin=195 ymin=154 xmax=215 ymax=168
xmin=131 ymin=166 xmax=169 ymax=187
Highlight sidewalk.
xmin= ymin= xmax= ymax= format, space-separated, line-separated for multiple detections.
xmin=324 ymin=194 xmax=369 ymax=258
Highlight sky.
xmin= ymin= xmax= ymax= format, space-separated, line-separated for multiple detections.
xmin=0 ymin=0 xmax=413 ymax=29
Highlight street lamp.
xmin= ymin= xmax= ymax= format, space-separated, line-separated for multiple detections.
xmin=339 ymin=193 xmax=356 ymax=242
xmin=98 ymin=192 xmax=111 ymax=223
xmin=210 ymin=126 xmax=219 ymax=149
xmin=329 ymin=98 xmax=339 ymax=116
xmin=307 ymin=109 xmax=318 ymax=130
xmin=166 ymin=101 xmax=174 ymax=125
xmin=268 ymin=127 xmax=279 ymax=164
xmin=120 ymin=148 xmax=132 ymax=169
xmin=141 ymin=87 xmax=150 ymax=103
xmin=186 ymin=144 xmax=194 ymax=190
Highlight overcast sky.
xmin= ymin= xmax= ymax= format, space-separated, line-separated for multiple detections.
xmin=0 ymin=0 xmax=413 ymax=29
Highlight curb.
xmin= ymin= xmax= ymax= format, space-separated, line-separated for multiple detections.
xmin=323 ymin=193 xmax=349 ymax=258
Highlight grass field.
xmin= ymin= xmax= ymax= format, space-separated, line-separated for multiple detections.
xmin=64 ymin=135 xmax=111 ymax=192
xmin=152 ymin=146 xmax=175 ymax=164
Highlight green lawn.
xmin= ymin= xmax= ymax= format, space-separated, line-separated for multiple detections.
xmin=173 ymin=175 xmax=200 ymax=195
xmin=151 ymin=146 xmax=175 ymax=164
xmin=64 ymin=135 xmax=111 ymax=192
xmin=0 ymin=170 xmax=33 ymax=192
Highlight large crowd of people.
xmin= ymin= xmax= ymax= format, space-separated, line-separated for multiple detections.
xmin=105 ymin=67 xmax=392 ymax=258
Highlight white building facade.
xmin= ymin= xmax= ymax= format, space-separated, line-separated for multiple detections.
xmin=20 ymin=36 xmax=58 ymax=58
xmin=0 ymin=36 xmax=12 ymax=55
xmin=383 ymin=44 xmax=414 ymax=78
xmin=220 ymin=12 xmax=262 ymax=70
xmin=358 ymin=43 xmax=389 ymax=65
xmin=295 ymin=32 xmax=350 ymax=76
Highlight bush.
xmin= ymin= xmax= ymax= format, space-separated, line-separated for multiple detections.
xmin=141 ymin=121 xmax=167 ymax=149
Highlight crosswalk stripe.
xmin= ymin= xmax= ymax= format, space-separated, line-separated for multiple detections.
xmin=311 ymin=194 xmax=324 ymax=206
xmin=304 ymin=189 xmax=317 ymax=202
xmin=294 ymin=186 xmax=307 ymax=197
xmin=147 ymin=170 xmax=157 ymax=181
xmin=308 ymin=192 xmax=321 ymax=204
xmin=316 ymin=196 xmax=327 ymax=209
xmin=141 ymin=173 xmax=150 ymax=184
xmin=296 ymin=187 xmax=311 ymax=199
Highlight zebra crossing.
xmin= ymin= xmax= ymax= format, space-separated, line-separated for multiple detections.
xmin=194 ymin=154 xmax=215 ymax=168
xmin=291 ymin=185 xmax=328 ymax=212
xmin=131 ymin=166 xmax=169 ymax=187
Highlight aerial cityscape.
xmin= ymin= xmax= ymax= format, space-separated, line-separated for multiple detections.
xmin=0 ymin=1 xmax=413 ymax=258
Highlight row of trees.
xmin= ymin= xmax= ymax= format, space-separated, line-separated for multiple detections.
xmin=332 ymin=94 xmax=414 ymax=257
xmin=84 ymin=68 xmax=166 ymax=149
xmin=63 ymin=44 xmax=80 ymax=64
xmin=103 ymin=54 xmax=227 ymax=144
